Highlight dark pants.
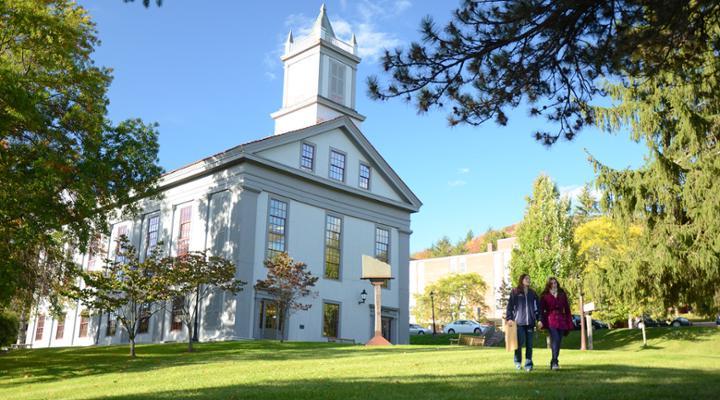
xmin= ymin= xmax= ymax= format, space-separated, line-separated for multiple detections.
xmin=549 ymin=328 xmax=565 ymax=365
xmin=514 ymin=325 xmax=534 ymax=365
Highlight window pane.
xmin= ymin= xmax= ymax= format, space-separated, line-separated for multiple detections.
xmin=177 ymin=206 xmax=192 ymax=256
xmin=146 ymin=214 xmax=160 ymax=256
xmin=323 ymin=303 xmax=340 ymax=338
xmin=329 ymin=151 xmax=345 ymax=181
xmin=359 ymin=163 xmax=370 ymax=189
xmin=324 ymin=215 xmax=342 ymax=279
xmin=55 ymin=314 xmax=65 ymax=340
xmin=375 ymin=228 xmax=390 ymax=288
xmin=35 ymin=315 xmax=45 ymax=340
xmin=267 ymin=199 xmax=288 ymax=257
xmin=301 ymin=143 xmax=315 ymax=170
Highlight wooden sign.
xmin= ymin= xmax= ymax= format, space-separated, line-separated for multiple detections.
xmin=361 ymin=255 xmax=391 ymax=279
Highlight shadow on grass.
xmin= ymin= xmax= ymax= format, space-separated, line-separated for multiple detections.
xmin=0 ymin=340 xmax=446 ymax=388
xmin=81 ymin=364 xmax=720 ymax=400
xmin=560 ymin=326 xmax=719 ymax=351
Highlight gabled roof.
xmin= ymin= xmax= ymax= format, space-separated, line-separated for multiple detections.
xmin=159 ymin=117 xmax=422 ymax=212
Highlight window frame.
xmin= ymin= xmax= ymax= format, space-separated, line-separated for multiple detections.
xmin=322 ymin=301 xmax=341 ymax=338
xmin=55 ymin=313 xmax=65 ymax=340
xmin=137 ymin=303 xmax=151 ymax=334
xmin=323 ymin=213 xmax=343 ymax=281
xmin=328 ymin=148 xmax=347 ymax=183
xmin=266 ymin=197 xmax=290 ymax=259
xmin=78 ymin=313 xmax=90 ymax=338
xmin=358 ymin=162 xmax=371 ymax=190
xmin=299 ymin=142 xmax=316 ymax=172
xmin=374 ymin=226 xmax=391 ymax=289
xmin=170 ymin=296 xmax=184 ymax=332
xmin=144 ymin=212 xmax=161 ymax=258
xmin=106 ymin=313 xmax=117 ymax=337
xmin=177 ymin=205 xmax=192 ymax=256
xmin=35 ymin=314 xmax=45 ymax=341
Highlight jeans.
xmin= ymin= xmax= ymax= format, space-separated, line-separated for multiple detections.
xmin=549 ymin=328 xmax=564 ymax=365
xmin=514 ymin=325 xmax=534 ymax=365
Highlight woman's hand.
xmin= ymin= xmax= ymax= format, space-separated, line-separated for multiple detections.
xmin=537 ymin=321 xmax=543 ymax=330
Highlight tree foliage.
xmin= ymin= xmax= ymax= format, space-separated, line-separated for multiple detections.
xmin=412 ymin=273 xmax=488 ymax=325
xmin=64 ymin=237 xmax=172 ymax=357
xmin=590 ymin=34 xmax=720 ymax=314
xmin=510 ymin=175 xmax=577 ymax=294
xmin=254 ymin=253 xmax=318 ymax=342
xmin=165 ymin=251 xmax=246 ymax=352
xmin=0 ymin=0 xmax=162 ymax=308
xmin=369 ymin=0 xmax=719 ymax=144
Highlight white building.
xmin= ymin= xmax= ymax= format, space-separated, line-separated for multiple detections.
xmin=25 ymin=5 xmax=421 ymax=348
xmin=409 ymin=237 xmax=516 ymax=324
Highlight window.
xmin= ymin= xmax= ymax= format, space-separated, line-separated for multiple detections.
xmin=177 ymin=206 xmax=192 ymax=256
xmin=145 ymin=214 xmax=160 ymax=256
xmin=55 ymin=314 xmax=66 ymax=340
xmin=329 ymin=150 xmax=346 ymax=182
xmin=87 ymin=236 xmax=101 ymax=270
xmin=359 ymin=163 xmax=371 ymax=190
xmin=106 ymin=313 xmax=117 ymax=336
xmin=324 ymin=215 xmax=342 ymax=280
xmin=35 ymin=314 xmax=45 ymax=340
xmin=114 ymin=225 xmax=128 ymax=263
xmin=300 ymin=143 xmax=315 ymax=171
xmin=138 ymin=304 xmax=151 ymax=334
xmin=375 ymin=227 xmax=390 ymax=288
xmin=329 ymin=59 xmax=346 ymax=103
xmin=267 ymin=199 xmax=288 ymax=258
xmin=322 ymin=302 xmax=340 ymax=338
xmin=171 ymin=296 xmax=184 ymax=331
xmin=78 ymin=313 xmax=89 ymax=337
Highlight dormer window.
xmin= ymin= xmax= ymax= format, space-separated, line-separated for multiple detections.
xmin=329 ymin=149 xmax=346 ymax=182
xmin=359 ymin=162 xmax=371 ymax=190
xmin=329 ymin=59 xmax=346 ymax=104
xmin=300 ymin=142 xmax=315 ymax=171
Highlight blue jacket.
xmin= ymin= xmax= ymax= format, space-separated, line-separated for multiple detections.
xmin=506 ymin=288 xmax=540 ymax=326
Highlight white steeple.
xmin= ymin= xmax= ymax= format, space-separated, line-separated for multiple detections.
xmin=271 ymin=4 xmax=365 ymax=134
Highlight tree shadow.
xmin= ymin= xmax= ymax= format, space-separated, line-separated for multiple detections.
xmin=77 ymin=364 xmax=720 ymax=399
xmin=0 ymin=341 xmax=448 ymax=388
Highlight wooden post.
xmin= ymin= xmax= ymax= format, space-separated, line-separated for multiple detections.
xmin=585 ymin=314 xmax=593 ymax=350
xmin=366 ymin=280 xmax=391 ymax=346
xmin=579 ymin=293 xmax=586 ymax=351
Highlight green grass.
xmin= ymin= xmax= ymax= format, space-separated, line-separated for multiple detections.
xmin=1 ymin=327 xmax=718 ymax=400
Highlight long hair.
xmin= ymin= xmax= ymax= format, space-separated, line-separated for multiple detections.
xmin=514 ymin=273 xmax=530 ymax=293
xmin=542 ymin=276 xmax=565 ymax=296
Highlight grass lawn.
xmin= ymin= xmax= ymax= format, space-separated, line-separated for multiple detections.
xmin=1 ymin=327 xmax=718 ymax=400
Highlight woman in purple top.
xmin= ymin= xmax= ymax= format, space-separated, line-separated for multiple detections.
xmin=539 ymin=276 xmax=574 ymax=370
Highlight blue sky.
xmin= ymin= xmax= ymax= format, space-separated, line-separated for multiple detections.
xmin=79 ymin=0 xmax=646 ymax=252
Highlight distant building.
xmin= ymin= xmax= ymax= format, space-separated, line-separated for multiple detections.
xmin=409 ymin=237 xmax=517 ymax=323
xmin=24 ymin=5 xmax=421 ymax=348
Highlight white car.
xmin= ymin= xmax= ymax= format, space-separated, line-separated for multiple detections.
xmin=409 ymin=324 xmax=429 ymax=335
xmin=443 ymin=320 xmax=488 ymax=335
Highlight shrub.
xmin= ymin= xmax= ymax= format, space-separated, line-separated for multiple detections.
xmin=0 ymin=311 xmax=20 ymax=347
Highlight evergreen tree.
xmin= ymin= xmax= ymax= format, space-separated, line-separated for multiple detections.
xmin=590 ymin=38 xmax=720 ymax=313
xmin=510 ymin=175 xmax=577 ymax=294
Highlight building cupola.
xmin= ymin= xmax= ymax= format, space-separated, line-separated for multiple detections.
xmin=271 ymin=4 xmax=365 ymax=134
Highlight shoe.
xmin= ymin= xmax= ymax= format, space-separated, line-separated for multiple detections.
xmin=551 ymin=363 xmax=560 ymax=371
xmin=524 ymin=360 xmax=533 ymax=372
xmin=515 ymin=362 xmax=522 ymax=370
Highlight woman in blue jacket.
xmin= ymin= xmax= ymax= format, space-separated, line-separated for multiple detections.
xmin=505 ymin=273 xmax=540 ymax=371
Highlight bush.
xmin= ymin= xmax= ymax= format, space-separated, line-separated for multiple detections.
xmin=0 ymin=311 xmax=20 ymax=347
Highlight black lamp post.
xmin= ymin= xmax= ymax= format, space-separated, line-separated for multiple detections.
xmin=358 ymin=289 xmax=367 ymax=305
xmin=430 ymin=290 xmax=436 ymax=336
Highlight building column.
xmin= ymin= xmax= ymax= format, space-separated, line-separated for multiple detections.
xmin=233 ymin=187 xmax=260 ymax=339
xmin=397 ymin=229 xmax=411 ymax=344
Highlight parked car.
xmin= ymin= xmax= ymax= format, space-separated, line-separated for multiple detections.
xmin=669 ymin=317 xmax=692 ymax=327
xmin=443 ymin=320 xmax=488 ymax=335
xmin=636 ymin=315 xmax=660 ymax=328
xmin=571 ymin=315 xmax=608 ymax=330
xmin=409 ymin=324 xmax=429 ymax=335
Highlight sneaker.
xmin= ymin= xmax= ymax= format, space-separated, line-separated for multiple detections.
xmin=551 ymin=363 xmax=560 ymax=371
xmin=515 ymin=362 xmax=522 ymax=370
xmin=524 ymin=360 xmax=533 ymax=372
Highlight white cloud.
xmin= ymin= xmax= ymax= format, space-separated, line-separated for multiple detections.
xmin=559 ymin=185 xmax=601 ymax=206
xmin=458 ymin=167 xmax=470 ymax=174
xmin=448 ymin=180 xmax=467 ymax=187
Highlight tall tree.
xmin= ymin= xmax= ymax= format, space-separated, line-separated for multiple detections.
xmin=413 ymin=273 xmax=488 ymax=324
xmin=1 ymin=1 xmax=162 ymax=308
xmin=369 ymin=1 xmax=719 ymax=144
xmin=165 ymin=251 xmax=246 ymax=352
xmin=574 ymin=184 xmax=600 ymax=223
xmin=590 ymin=40 xmax=720 ymax=314
xmin=510 ymin=175 xmax=577 ymax=293
xmin=64 ymin=238 xmax=173 ymax=357
xmin=254 ymin=253 xmax=318 ymax=343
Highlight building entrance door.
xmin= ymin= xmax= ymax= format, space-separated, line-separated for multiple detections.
xmin=258 ymin=300 xmax=280 ymax=340
xmin=381 ymin=316 xmax=392 ymax=343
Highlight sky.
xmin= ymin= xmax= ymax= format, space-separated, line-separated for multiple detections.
xmin=78 ymin=0 xmax=647 ymax=253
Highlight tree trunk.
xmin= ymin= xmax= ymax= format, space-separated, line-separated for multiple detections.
xmin=17 ymin=308 xmax=28 ymax=345
xmin=129 ymin=338 xmax=136 ymax=357
xmin=278 ymin=304 xmax=286 ymax=343
xmin=187 ymin=322 xmax=194 ymax=352
xmin=579 ymin=293 xmax=586 ymax=351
